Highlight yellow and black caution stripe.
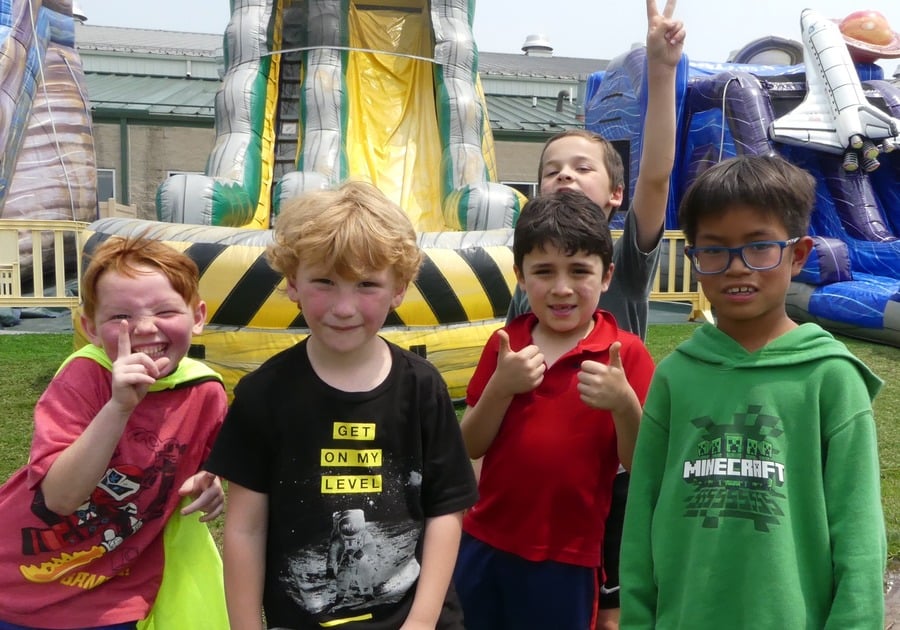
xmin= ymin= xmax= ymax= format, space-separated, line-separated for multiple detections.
xmin=83 ymin=219 xmax=516 ymax=330
xmin=80 ymin=219 xmax=517 ymax=399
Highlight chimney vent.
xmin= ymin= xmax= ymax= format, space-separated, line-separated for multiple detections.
xmin=522 ymin=34 xmax=553 ymax=57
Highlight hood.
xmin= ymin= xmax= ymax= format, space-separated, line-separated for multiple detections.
xmin=57 ymin=344 xmax=223 ymax=391
xmin=676 ymin=323 xmax=883 ymax=400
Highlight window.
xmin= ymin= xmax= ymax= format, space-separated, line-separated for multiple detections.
xmin=97 ymin=168 xmax=116 ymax=203
xmin=502 ymin=181 xmax=537 ymax=200
xmin=166 ymin=170 xmax=205 ymax=178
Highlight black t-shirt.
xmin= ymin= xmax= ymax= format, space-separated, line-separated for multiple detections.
xmin=206 ymin=338 xmax=477 ymax=629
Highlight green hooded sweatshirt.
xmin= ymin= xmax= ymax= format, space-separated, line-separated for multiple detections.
xmin=621 ymin=323 xmax=886 ymax=629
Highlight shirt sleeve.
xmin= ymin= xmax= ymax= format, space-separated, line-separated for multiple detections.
xmin=204 ymin=377 xmax=272 ymax=493
xmin=619 ymin=375 xmax=671 ymax=628
xmin=27 ymin=359 xmax=108 ymax=489
xmin=620 ymin=334 xmax=656 ymax=405
xmin=419 ymin=366 xmax=478 ymax=517
xmin=200 ymin=384 xmax=228 ymax=463
xmin=821 ymin=365 xmax=886 ymax=628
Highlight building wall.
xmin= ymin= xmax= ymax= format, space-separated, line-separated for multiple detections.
xmin=94 ymin=122 xmax=548 ymax=218
xmin=93 ymin=121 xmax=214 ymax=220
xmin=493 ymin=138 xmax=545 ymax=192
xmin=92 ymin=122 xmax=122 ymax=187
xmin=127 ymin=125 xmax=214 ymax=219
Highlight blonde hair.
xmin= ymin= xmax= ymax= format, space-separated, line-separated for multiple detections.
xmin=267 ymin=181 xmax=423 ymax=285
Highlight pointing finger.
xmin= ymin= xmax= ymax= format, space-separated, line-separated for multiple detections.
xmin=117 ymin=319 xmax=131 ymax=359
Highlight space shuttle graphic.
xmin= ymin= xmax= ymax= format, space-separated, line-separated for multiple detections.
xmin=768 ymin=8 xmax=900 ymax=171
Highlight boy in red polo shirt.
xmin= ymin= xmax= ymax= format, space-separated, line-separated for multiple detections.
xmin=454 ymin=191 xmax=655 ymax=629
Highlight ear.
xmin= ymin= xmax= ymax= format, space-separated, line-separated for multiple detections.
xmin=285 ymin=276 xmax=300 ymax=304
xmin=192 ymin=300 xmax=207 ymax=335
xmin=390 ymin=283 xmax=408 ymax=310
xmin=514 ymin=264 xmax=526 ymax=292
xmin=601 ymin=262 xmax=614 ymax=293
xmin=607 ymin=184 xmax=624 ymax=209
xmin=789 ymin=236 xmax=814 ymax=276
xmin=81 ymin=312 xmax=101 ymax=346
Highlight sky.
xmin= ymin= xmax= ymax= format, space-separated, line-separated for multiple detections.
xmin=76 ymin=0 xmax=900 ymax=73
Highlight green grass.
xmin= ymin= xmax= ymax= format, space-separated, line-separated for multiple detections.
xmin=2 ymin=326 xmax=899 ymax=559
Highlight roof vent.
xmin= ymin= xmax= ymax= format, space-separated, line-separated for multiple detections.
xmin=522 ymin=34 xmax=553 ymax=57
xmin=72 ymin=1 xmax=87 ymax=22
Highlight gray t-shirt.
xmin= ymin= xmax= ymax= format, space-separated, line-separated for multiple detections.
xmin=506 ymin=207 xmax=661 ymax=340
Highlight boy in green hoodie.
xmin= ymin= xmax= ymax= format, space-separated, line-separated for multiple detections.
xmin=620 ymin=154 xmax=886 ymax=629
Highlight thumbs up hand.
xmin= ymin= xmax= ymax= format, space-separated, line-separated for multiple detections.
xmin=577 ymin=342 xmax=632 ymax=411
xmin=493 ymin=329 xmax=545 ymax=396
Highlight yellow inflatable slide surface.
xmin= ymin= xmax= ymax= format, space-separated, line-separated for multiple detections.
xmin=87 ymin=0 xmax=526 ymax=398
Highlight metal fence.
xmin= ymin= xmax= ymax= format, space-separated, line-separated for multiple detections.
xmin=0 ymin=221 xmax=711 ymax=322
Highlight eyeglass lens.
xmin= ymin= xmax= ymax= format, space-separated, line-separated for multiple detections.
xmin=693 ymin=242 xmax=786 ymax=273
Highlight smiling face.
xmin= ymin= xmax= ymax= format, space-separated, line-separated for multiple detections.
xmin=286 ymin=263 xmax=407 ymax=358
xmin=82 ymin=266 xmax=206 ymax=376
xmin=693 ymin=204 xmax=812 ymax=351
xmin=516 ymin=243 xmax=612 ymax=342
xmin=539 ymin=135 xmax=623 ymax=217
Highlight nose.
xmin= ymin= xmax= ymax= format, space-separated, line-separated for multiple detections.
xmin=556 ymin=165 xmax=574 ymax=180
xmin=724 ymin=250 xmax=751 ymax=274
xmin=331 ymin=289 xmax=357 ymax=317
xmin=551 ymin=275 xmax=573 ymax=294
xmin=131 ymin=315 xmax=158 ymax=334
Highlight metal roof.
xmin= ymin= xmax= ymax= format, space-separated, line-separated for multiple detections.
xmin=84 ymin=73 xmax=581 ymax=133
xmin=486 ymin=94 xmax=583 ymax=133
xmin=479 ymin=52 xmax=605 ymax=81
xmin=75 ymin=24 xmax=600 ymax=132
xmin=75 ymin=23 xmax=223 ymax=57
xmin=84 ymin=74 xmax=219 ymax=118
xmin=73 ymin=24 xmax=604 ymax=76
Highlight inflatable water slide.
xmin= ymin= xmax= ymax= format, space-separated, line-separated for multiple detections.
xmin=0 ymin=0 xmax=96 ymax=274
xmin=585 ymin=9 xmax=900 ymax=347
xmin=83 ymin=0 xmax=528 ymax=398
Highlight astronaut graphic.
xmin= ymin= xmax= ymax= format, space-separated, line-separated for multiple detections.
xmin=327 ymin=509 xmax=377 ymax=606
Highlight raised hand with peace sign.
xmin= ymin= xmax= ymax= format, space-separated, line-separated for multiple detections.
xmin=646 ymin=0 xmax=685 ymax=69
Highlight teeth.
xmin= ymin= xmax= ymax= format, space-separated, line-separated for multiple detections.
xmin=136 ymin=344 xmax=166 ymax=357
xmin=726 ymin=287 xmax=754 ymax=294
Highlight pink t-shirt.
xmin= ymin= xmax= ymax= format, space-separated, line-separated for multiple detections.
xmin=463 ymin=310 xmax=654 ymax=567
xmin=0 ymin=355 xmax=225 ymax=628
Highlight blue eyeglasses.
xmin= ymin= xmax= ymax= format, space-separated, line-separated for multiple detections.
xmin=684 ymin=238 xmax=800 ymax=275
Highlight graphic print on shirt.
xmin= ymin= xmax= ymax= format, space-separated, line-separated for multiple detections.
xmin=279 ymin=420 xmax=423 ymax=617
xmin=682 ymin=405 xmax=787 ymax=532
xmin=17 ymin=433 xmax=183 ymax=585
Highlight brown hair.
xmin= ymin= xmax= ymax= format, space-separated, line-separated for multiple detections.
xmin=267 ymin=180 xmax=423 ymax=285
xmin=514 ymin=190 xmax=614 ymax=271
xmin=81 ymin=236 xmax=201 ymax=320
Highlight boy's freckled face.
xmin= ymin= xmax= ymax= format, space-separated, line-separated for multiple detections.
xmin=286 ymin=264 xmax=407 ymax=356
xmin=515 ymin=244 xmax=611 ymax=339
xmin=693 ymin=204 xmax=810 ymax=341
xmin=539 ymin=135 xmax=621 ymax=215
xmin=82 ymin=267 xmax=205 ymax=377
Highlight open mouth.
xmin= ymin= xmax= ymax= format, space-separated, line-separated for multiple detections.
xmin=725 ymin=286 xmax=756 ymax=295
xmin=134 ymin=343 xmax=166 ymax=359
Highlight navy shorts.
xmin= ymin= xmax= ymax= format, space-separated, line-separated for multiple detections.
xmin=453 ymin=533 xmax=598 ymax=630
